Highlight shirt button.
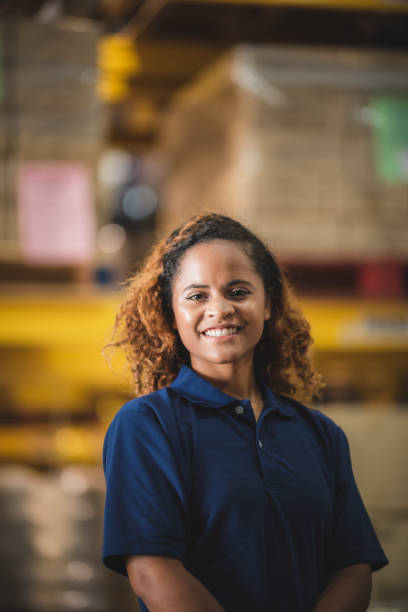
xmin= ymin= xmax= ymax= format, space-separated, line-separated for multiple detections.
xmin=235 ymin=405 xmax=244 ymax=415
xmin=258 ymin=440 xmax=263 ymax=448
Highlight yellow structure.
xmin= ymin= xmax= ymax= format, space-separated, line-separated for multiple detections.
xmin=0 ymin=292 xmax=407 ymax=465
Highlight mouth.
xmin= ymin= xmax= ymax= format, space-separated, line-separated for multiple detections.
xmin=201 ymin=326 xmax=241 ymax=338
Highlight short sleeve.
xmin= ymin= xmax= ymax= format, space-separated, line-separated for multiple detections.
xmin=330 ymin=426 xmax=388 ymax=573
xmin=102 ymin=405 xmax=190 ymax=577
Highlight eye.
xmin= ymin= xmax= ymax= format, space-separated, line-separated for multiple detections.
xmin=228 ymin=288 xmax=251 ymax=298
xmin=186 ymin=292 xmax=207 ymax=301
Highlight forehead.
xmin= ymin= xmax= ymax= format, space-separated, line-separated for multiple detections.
xmin=173 ymin=239 xmax=260 ymax=284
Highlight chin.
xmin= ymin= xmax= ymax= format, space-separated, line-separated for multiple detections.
xmin=209 ymin=357 xmax=237 ymax=365
xmin=206 ymin=350 xmax=246 ymax=364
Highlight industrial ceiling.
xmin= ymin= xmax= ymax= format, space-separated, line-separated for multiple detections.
xmin=1 ymin=0 xmax=408 ymax=142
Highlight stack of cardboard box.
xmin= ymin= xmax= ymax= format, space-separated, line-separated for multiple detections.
xmin=159 ymin=45 xmax=408 ymax=260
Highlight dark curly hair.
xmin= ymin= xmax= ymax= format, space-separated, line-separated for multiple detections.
xmin=106 ymin=213 xmax=325 ymax=403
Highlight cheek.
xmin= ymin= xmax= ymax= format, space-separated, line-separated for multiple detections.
xmin=246 ymin=301 xmax=268 ymax=325
xmin=173 ymin=304 xmax=197 ymax=334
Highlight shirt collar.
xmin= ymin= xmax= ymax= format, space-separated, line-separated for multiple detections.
xmin=169 ymin=364 xmax=296 ymax=419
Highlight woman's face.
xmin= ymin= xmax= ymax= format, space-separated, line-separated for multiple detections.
xmin=171 ymin=239 xmax=271 ymax=373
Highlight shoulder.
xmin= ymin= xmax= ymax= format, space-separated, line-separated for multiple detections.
xmin=111 ymin=386 xmax=191 ymax=425
xmin=103 ymin=386 xmax=192 ymax=453
xmin=110 ymin=384 xmax=185 ymax=420
xmin=274 ymin=395 xmax=354 ymax=480
xmin=277 ymin=392 xmax=341 ymax=430
xmin=273 ymin=392 xmax=345 ymax=453
xmin=102 ymin=387 xmax=193 ymax=476
xmin=115 ymin=388 xmax=171 ymax=418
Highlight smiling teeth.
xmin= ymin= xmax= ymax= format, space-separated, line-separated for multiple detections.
xmin=204 ymin=327 xmax=238 ymax=337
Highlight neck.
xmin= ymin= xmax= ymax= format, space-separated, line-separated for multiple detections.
xmin=190 ymin=354 xmax=260 ymax=401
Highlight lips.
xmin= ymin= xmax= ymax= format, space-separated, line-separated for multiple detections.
xmin=201 ymin=325 xmax=241 ymax=337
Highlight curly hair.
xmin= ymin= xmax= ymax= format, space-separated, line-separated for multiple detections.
xmin=106 ymin=213 xmax=325 ymax=403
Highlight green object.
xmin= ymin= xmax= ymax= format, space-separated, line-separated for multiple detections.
xmin=371 ymin=96 xmax=408 ymax=183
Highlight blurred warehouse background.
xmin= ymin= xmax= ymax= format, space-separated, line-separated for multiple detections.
xmin=0 ymin=0 xmax=408 ymax=610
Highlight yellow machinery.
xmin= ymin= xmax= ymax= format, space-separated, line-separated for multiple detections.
xmin=0 ymin=292 xmax=407 ymax=465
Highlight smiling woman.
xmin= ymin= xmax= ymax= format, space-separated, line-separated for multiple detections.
xmin=102 ymin=213 xmax=388 ymax=612
xmin=107 ymin=214 xmax=323 ymax=402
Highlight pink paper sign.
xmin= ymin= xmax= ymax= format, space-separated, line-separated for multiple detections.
xmin=18 ymin=163 xmax=95 ymax=264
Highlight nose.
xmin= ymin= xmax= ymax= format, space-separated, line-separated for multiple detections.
xmin=206 ymin=294 xmax=235 ymax=318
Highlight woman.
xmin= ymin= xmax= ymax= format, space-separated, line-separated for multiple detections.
xmin=102 ymin=213 xmax=388 ymax=612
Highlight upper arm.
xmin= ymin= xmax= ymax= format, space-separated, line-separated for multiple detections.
xmin=102 ymin=407 xmax=190 ymax=577
xmin=330 ymin=563 xmax=372 ymax=605
xmin=329 ymin=563 xmax=372 ymax=585
xmin=125 ymin=555 xmax=184 ymax=598
xmin=126 ymin=554 xmax=184 ymax=576
xmin=315 ymin=563 xmax=373 ymax=612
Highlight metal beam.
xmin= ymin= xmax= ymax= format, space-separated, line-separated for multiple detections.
xmin=173 ymin=0 xmax=408 ymax=13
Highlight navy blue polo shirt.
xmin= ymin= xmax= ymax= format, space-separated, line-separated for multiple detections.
xmin=102 ymin=364 xmax=388 ymax=612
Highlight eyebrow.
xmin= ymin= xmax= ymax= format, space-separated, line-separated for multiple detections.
xmin=182 ymin=279 xmax=254 ymax=292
